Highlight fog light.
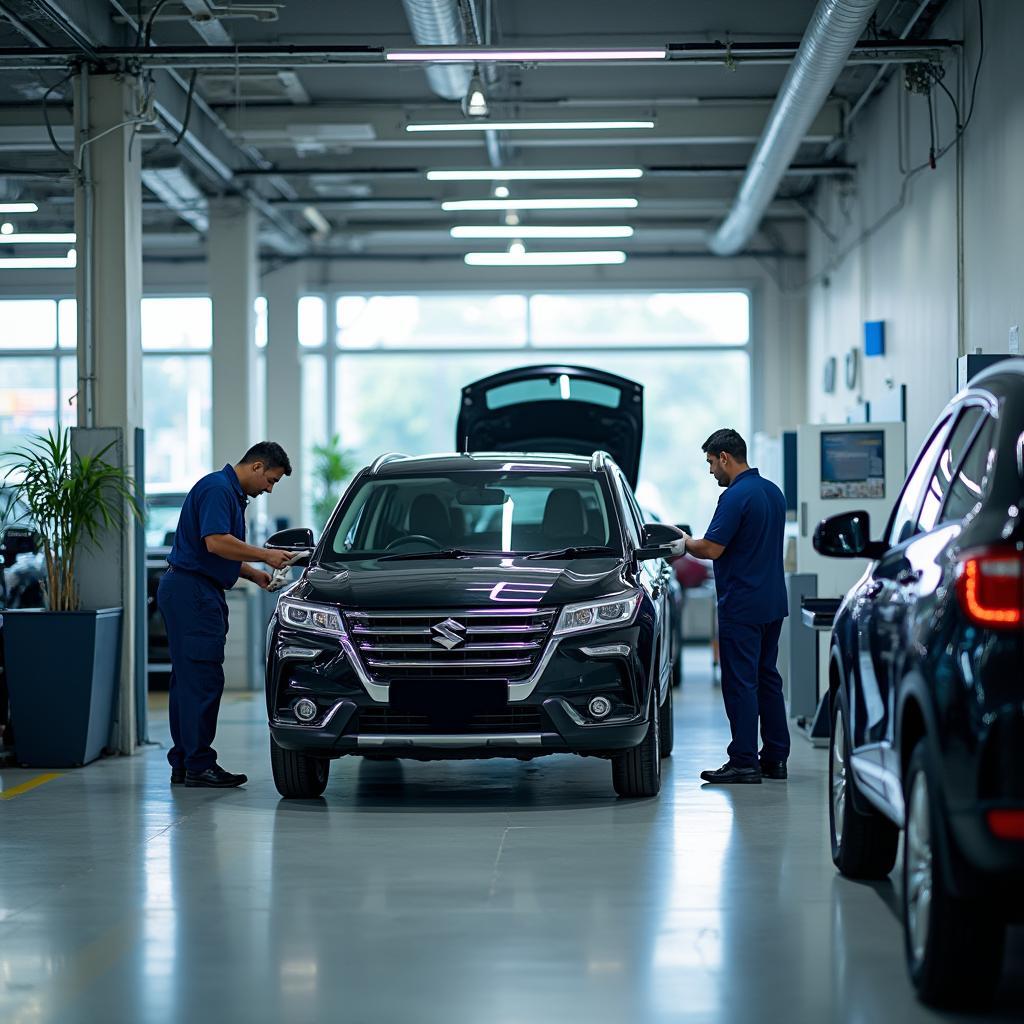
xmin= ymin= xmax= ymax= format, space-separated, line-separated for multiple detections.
xmin=294 ymin=698 xmax=317 ymax=722
xmin=588 ymin=696 xmax=612 ymax=719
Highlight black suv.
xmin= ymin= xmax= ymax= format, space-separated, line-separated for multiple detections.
xmin=264 ymin=366 xmax=680 ymax=800
xmin=814 ymin=361 xmax=1024 ymax=1007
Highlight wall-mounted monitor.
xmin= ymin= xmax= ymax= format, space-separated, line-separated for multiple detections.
xmin=820 ymin=430 xmax=885 ymax=500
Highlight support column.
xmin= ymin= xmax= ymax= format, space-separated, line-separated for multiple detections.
xmin=263 ymin=260 xmax=304 ymax=530
xmin=73 ymin=69 xmax=144 ymax=756
xmin=209 ymin=199 xmax=258 ymax=469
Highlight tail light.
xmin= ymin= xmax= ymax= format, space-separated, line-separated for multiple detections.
xmin=986 ymin=809 xmax=1024 ymax=840
xmin=954 ymin=547 xmax=1023 ymax=629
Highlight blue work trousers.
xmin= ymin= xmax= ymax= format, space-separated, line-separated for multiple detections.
xmin=718 ymin=618 xmax=791 ymax=770
xmin=157 ymin=568 xmax=229 ymax=773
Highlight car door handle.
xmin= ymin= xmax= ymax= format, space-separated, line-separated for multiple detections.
xmin=897 ymin=569 xmax=922 ymax=587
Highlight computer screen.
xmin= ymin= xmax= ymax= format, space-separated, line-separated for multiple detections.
xmin=820 ymin=430 xmax=886 ymax=500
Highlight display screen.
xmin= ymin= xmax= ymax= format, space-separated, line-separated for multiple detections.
xmin=820 ymin=430 xmax=885 ymax=500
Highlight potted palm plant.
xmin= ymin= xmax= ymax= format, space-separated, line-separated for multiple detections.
xmin=0 ymin=429 xmax=141 ymax=767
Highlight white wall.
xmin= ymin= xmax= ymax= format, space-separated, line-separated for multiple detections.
xmin=806 ymin=0 xmax=1020 ymax=455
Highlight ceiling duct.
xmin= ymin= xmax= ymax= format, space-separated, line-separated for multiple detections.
xmin=399 ymin=0 xmax=472 ymax=101
xmin=708 ymin=0 xmax=880 ymax=256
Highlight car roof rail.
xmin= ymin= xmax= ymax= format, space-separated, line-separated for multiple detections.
xmin=369 ymin=452 xmax=408 ymax=474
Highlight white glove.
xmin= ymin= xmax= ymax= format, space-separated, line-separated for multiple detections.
xmin=266 ymin=550 xmax=308 ymax=592
xmin=667 ymin=534 xmax=690 ymax=557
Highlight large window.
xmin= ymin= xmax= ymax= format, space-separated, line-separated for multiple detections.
xmin=0 ymin=296 xmax=214 ymax=493
xmin=303 ymin=290 xmax=750 ymax=532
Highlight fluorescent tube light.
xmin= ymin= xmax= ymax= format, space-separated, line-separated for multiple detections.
xmin=465 ymin=250 xmax=627 ymax=267
xmin=443 ymin=198 xmax=638 ymax=211
xmin=387 ymin=47 xmax=667 ymax=63
xmin=0 ymin=233 xmax=76 ymax=244
xmin=0 ymin=202 xmax=39 ymax=213
xmin=408 ymin=120 xmax=654 ymax=133
xmin=429 ymin=168 xmax=644 ymax=181
xmin=0 ymin=249 xmax=76 ymax=269
xmin=452 ymin=225 xmax=634 ymax=239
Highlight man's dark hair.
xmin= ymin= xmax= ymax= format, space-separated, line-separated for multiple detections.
xmin=240 ymin=441 xmax=292 ymax=475
xmin=702 ymin=428 xmax=747 ymax=463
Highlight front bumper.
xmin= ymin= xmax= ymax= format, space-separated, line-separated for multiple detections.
xmin=266 ymin=619 xmax=655 ymax=760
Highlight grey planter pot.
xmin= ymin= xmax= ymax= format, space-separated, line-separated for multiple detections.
xmin=1 ymin=607 xmax=122 ymax=767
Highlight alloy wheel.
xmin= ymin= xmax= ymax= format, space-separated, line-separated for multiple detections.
xmin=832 ymin=711 xmax=846 ymax=845
xmin=906 ymin=771 xmax=933 ymax=967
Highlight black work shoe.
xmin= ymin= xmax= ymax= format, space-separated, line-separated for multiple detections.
xmin=760 ymin=759 xmax=788 ymax=780
xmin=184 ymin=764 xmax=248 ymax=788
xmin=700 ymin=762 xmax=762 ymax=784
xmin=170 ymin=769 xmax=185 ymax=785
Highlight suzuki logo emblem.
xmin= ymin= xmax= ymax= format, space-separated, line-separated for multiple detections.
xmin=431 ymin=618 xmax=466 ymax=649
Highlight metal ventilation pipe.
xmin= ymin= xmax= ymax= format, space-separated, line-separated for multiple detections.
xmin=400 ymin=0 xmax=472 ymax=101
xmin=708 ymin=0 xmax=880 ymax=256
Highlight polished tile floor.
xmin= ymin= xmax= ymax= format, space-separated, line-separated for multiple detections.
xmin=1 ymin=649 xmax=1022 ymax=1024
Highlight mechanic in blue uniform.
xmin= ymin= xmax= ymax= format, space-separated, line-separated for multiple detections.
xmin=157 ymin=442 xmax=292 ymax=788
xmin=672 ymin=429 xmax=790 ymax=784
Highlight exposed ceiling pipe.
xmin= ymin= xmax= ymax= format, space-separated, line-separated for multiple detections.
xmin=708 ymin=0 xmax=881 ymax=256
xmin=399 ymin=0 xmax=472 ymax=101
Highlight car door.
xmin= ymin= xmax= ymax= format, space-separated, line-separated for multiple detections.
xmin=849 ymin=417 xmax=951 ymax=773
xmin=613 ymin=469 xmax=671 ymax=695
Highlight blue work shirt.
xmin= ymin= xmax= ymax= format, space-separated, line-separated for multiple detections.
xmin=704 ymin=468 xmax=788 ymax=625
xmin=168 ymin=465 xmax=248 ymax=590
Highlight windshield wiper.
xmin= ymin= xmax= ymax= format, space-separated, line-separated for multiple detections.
xmin=525 ymin=545 xmax=621 ymax=560
xmin=377 ymin=548 xmax=502 ymax=562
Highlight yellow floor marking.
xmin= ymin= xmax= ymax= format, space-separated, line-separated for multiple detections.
xmin=0 ymin=772 xmax=62 ymax=800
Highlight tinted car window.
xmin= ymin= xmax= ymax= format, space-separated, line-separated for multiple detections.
xmin=887 ymin=419 xmax=950 ymax=546
xmin=939 ymin=415 xmax=996 ymax=523
xmin=325 ymin=472 xmax=619 ymax=558
xmin=917 ymin=407 xmax=984 ymax=533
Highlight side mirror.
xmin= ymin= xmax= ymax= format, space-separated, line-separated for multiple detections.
xmin=266 ymin=527 xmax=315 ymax=563
xmin=635 ymin=522 xmax=684 ymax=562
xmin=812 ymin=511 xmax=888 ymax=560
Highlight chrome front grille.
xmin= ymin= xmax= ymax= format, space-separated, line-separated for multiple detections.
xmin=344 ymin=608 xmax=557 ymax=682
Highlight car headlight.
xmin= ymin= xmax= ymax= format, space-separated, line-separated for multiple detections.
xmin=279 ymin=597 xmax=343 ymax=635
xmin=554 ymin=590 xmax=641 ymax=636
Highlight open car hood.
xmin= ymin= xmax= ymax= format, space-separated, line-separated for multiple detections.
xmin=456 ymin=365 xmax=644 ymax=488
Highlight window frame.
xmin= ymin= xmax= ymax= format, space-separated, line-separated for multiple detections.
xmin=884 ymin=415 xmax=953 ymax=548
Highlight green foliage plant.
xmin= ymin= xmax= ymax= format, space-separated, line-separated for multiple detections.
xmin=1 ymin=429 xmax=142 ymax=611
xmin=311 ymin=434 xmax=357 ymax=529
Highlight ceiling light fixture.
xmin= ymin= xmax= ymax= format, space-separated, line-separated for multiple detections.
xmin=465 ymin=250 xmax=627 ymax=267
xmin=508 ymin=240 xmax=526 ymax=256
xmin=463 ymin=69 xmax=489 ymax=118
xmin=429 ymin=168 xmax=644 ymax=181
xmin=504 ymin=212 xmax=520 ymax=226
xmin=0 ymin=223 xmax=12 ymax=235
xmin=0 ymin=202 xmax=39 ymax=213
xmin=0 ymin=248 xmax=76 ymax=269
xmin=493 ymin=185 xmax=510 ymax=198
xmin=452 ymin=225 xmax=634 ymax=239
xmin=443 ymin=198 xmax=638 ymax=211
xmin=301 ymin=205 xmax=332 ymax=241
xmin=0 ymin=232 xmax=76 ymax=244
xmin=408 ymin=120 xmax=654 ymax=133
xmin=387 ymin=47 xmax=667 ymax=63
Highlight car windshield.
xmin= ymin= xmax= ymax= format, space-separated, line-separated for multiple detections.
xmin=323 ymin=471 xmax=622 ymax=561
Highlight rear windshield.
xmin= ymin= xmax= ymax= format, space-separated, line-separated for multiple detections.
xmin=484 ymin=375 xmax=622 ymax=410
xmin=323 ymin=471 xmax=621 ymax=560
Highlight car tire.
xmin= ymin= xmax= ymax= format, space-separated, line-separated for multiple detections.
xmin=829 ymin=688 xmax=898 ymax=879
xmin=612 ymin=688 xmax=661 ymax=797
xmin=270 ymin=735 xmax=330 ymax=799
xmin=658 ymin=681 xmax=674 ymax=758
xmin=902 ymin=740 xmax=1006 ymax=1008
